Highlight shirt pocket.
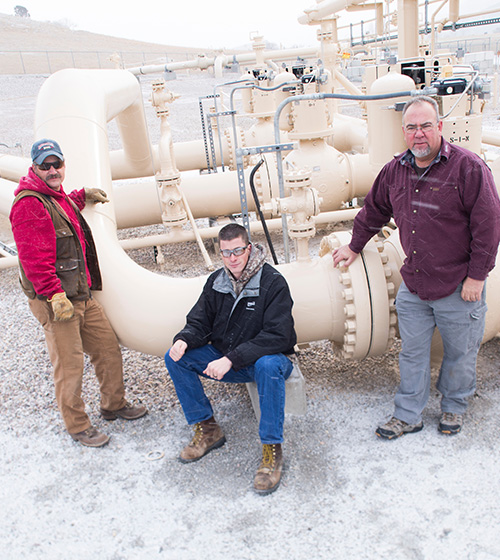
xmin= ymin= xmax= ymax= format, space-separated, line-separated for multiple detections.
xmin=425 ymin=180 xmax=463 ymax=216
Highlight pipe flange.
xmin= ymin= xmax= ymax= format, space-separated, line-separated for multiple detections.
xmin=374 ymin=238 xmax=398 ymax=343
xmin=320 ymin=231 xmax=397 ymax=359
xmin=284 ymin=168 xmax=312 ymax=189
xmin=157 ymin=174 xmax=181 ymax=188
xmin=318 ymin=231 xmax=339 ymax=257
xmin=288 ymin=219 xmax=316 ymax=239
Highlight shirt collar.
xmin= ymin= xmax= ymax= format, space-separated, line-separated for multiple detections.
xmin=399 ymin=138 xmax=449 ymax=167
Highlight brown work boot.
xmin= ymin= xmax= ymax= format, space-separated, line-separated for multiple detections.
xmin=253 ymin=443 xmax=284 ymax=496
xmin=179 ymin=417 xmax=226 ymax=463
xmin=71 ymin=426 xmax=110 ymax=448
xmin=100 ymin=401 xmax=148 ymax=421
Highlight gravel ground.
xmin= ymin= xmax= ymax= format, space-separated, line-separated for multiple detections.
xmin=1 ymin=72 xmax=500 ymax=560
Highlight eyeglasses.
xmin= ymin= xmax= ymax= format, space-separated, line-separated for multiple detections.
xmin=37 ymin=159 xmax=64 ymax=171
xmin=403 ymin=123 xmax=437 ymax=134
xmin=220 ymin=246 xmax=248 ymax=258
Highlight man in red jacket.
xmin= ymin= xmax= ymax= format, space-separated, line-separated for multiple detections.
xmin=10 ymin=139 xmax=147 ymax=447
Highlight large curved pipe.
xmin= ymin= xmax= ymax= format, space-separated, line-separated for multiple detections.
xmin=27 ymin=68 xmax=395 ymax=358
xmin=8 ymin=68 xmax=500 ymax=362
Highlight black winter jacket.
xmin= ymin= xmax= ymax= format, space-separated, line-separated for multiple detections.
xmin=174 ymin=263 xmax=296 ymax=370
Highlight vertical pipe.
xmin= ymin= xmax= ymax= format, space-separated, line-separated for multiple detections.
xmin=397 ymin=0 xmax=419 ymax=59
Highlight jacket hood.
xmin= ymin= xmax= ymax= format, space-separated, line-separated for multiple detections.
xmin=14 ymin=167 xmax=67 ymax=201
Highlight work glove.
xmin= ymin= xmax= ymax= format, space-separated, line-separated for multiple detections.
xmin=84 ymin=188 xmax=109 ymax=204
xmin=48 ymin=292 xmax=74 ymax=321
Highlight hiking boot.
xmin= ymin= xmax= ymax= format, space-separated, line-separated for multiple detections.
xmin=71 ymin=427 xmax=110 ymax=448
xmin=179 ymin=417 xmax=226 ymax=463
xmin=253 ymin=443 xmax=284 ymax=496
xmin=438 ymin=412 xmax=463 ymax=435
xmin=101 ymin=401 xmax=148 ymax=421
xmin=375 ymin=416 xmax=423 ymax=440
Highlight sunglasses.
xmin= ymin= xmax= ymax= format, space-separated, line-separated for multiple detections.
xmin=220 ymin=246 xmax=248 ymax=258
xmin=37 ymin=159 xmax=64 ymax=171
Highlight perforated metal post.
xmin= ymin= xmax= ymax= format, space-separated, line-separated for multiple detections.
xmin=235 ymin=143 xmax=293 ymax=247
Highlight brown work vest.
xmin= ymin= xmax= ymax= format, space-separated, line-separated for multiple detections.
xmin=12 ymin=190 xmax=102 ymax=300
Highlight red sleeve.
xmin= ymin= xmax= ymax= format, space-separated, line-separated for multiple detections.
xmin=10 ymin=197 xmax=63 ymax=298
xmin=68 ymin=188 xmax=86 ymax=210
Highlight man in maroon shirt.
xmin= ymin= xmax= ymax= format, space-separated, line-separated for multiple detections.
xmin=333 ymin=96 xmax=500 ymax=438
xmin=10 ymin=139 xmax=147 ymax=447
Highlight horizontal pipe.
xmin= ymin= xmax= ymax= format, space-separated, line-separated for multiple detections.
xmin=119 ymin=208 xmax=361 ymax=250
xmin=0 ymin=208 xmax=362 ymax=269
xmin=482 ymin=130 xmax=500 ymax=148
xmin=0 ymin=255 xmax=17 ymax=270
xmin=128 ymin=47 xmax=319 ymax=77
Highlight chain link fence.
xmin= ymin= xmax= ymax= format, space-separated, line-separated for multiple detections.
xmin=0 ymin=50 xmax=204 ymax=75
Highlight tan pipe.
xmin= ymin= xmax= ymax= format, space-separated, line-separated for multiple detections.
xmin=482 ymin=130 xmax=500 ymax=148
xmin=109 ymin=139 xmax=225 ymax=180
xmin=298 ymin=0 xmax=367 ymax=24
xmin=0 ymin=177 xmax=18 ymax=217
xmin=111 ymin=147 xmax=374 ymax=231
xmin=0 ymin=255 xmax=17 ymax=270
xmin=24 ymin=68 xmax=387 ymax=358
xmin=367 ymin=72 xmax=415 ymax=170
xmin=9 ymin=68 xmax=500 ymax=363
xmin=345 ymin=3 xmax=385 ymax=36
xmin=128 ymin=48 xmax=319 ymax=77
xmin=110 ymin=110 xmax=368 ymax=180
xmin=449 ymin=0 xmax=459 ymax=22
xmin=333 ymin=68 xmax=365 ymax=98
xmin=7 ymin=59 xmax=500 ymax=362
xmin=0 ymin=154 xmax=30 ymax=182
xmin=119 ymin=208 xmax=361 ymax=251
xmin=397 ymin=0 xmax=420 ymax=59
xmin=1 ymin=146 xmax=373 ymax=229
xmin=430 ymin=0 xmax=449 ymax=57
xmin=0 ymin=208 xmax=362 ymax=271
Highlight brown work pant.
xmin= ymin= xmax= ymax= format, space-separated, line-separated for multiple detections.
xmin=29 ymin=297 xmax=126 ymax=434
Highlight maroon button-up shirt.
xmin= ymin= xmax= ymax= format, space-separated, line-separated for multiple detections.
xmin=349 ymin=139 xmax=500 ymax=301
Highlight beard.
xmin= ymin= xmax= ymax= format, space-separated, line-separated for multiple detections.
xmin=410 ymin=144 xmax=431 ymax=159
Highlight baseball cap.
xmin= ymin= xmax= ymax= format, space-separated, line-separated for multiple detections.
xmin=31 ymin=139 xmax=64 ymax=165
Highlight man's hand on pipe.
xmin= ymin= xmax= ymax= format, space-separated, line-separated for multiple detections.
xmin=84 ymin=188 xmax=109 ymax=204
xmin=332 ymin=245 xmax=359 ymax=268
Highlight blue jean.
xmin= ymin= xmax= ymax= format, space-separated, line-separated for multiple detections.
xmin=164 ymin=345 xmax=293 ymax=444
xmin=394 ymin=281 xmax=487 ymax=424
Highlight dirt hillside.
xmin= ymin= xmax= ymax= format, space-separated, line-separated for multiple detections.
xmin=0 ymin=12 xmax=221 ymax=73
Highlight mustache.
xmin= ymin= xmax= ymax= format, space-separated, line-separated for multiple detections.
xmin=47 ymin=172 xmax=61 ymax=180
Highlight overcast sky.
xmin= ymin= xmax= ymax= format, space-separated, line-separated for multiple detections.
xmin=1 ymin=0 xmax=499 ymax=49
